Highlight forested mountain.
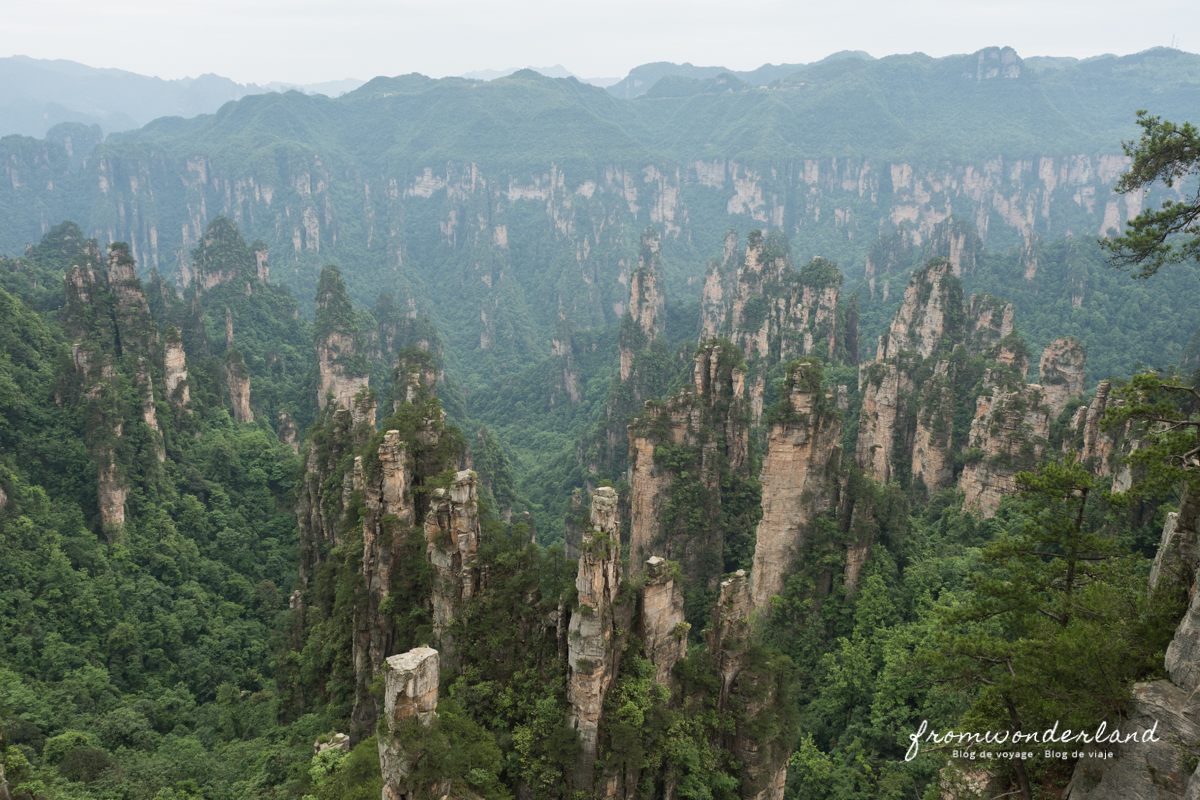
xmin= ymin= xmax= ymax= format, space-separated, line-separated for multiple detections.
xmin=2 ymin=42 xmax=1200 ymax=800
xmin=0 ymin=56 xmax=364 ymax=139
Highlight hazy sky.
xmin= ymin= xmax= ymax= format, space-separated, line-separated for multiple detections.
xmin=3 ymin=0 xmax=1197 ymax=84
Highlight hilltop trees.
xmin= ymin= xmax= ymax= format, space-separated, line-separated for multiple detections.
xmin=1103 ymin=111 xmax=1200 ymax=278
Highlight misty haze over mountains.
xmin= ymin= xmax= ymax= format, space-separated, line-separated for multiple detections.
xmin=9 ymin=47 xmax=1179 ymax=141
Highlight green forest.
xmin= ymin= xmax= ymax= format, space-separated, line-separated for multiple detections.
xmin=1 ymin=48 xmax=1200 ymax=800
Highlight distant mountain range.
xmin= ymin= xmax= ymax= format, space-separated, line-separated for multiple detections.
xmin=460 ymin=64 xmax=621 ymax=87
xmin=0 ymin=55 xmax=366 ymax=138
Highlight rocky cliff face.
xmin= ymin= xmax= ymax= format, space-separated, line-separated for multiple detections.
xmin=627 ymin=341 xmax=751 ymax=596
xmin=1065 ymin=380 xmax=1142 ymax=492
xmin=315 ymin=266 xmax=371 ymax=423
xmin=2 ymin=112 xmax=1135 ymax=373
xmin=750 ymin=360 xmax=843 ymax=609
xmin=1063 ymin=490 xmax=1200 ymax=800
xmin=639 ymin=556 xmax=687 ymax=688
xmin=856 ymin=361 xmax=910 ymax=487
xmin=855 ymin=256 xmax=1071 ymax=516
xmin=567 ymin=486 xmax=623 ymax=788
xmin=378 ymin=647 xmax=441 ymax=800
xmin=163 ymin=326 xmax=190 ymax=410
xmin=958 ymin=377 xmax=1051 ymax=517
xmin=1038 ymin=337 xmax=1086 ymax=420
xmin=877 ymin=259 xmax=962 ymax=360
xmin=224 ymin=348 xmax=253 ymax=423
xmin=910 ymin=360 xmax=956 ymax=497
xmin=619 ymin=227 xmax=665 ymax=381
xmin=700 ymin=229 xmax=843 ymax=421
xmin=707 ymin=570 xmax=789 ymax=800
xmin=60 ymin=241 xmax=171 ymax=540
xmin=424 ymin=470 xmax=483 ymax=665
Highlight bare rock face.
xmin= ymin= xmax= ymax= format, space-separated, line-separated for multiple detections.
xmin=163 ymin=328 xmax=190 ymax=410
xmin=911 ymin=360 xmax=956 ymax=496
xmin=567 ymin=486 xmax=622 ymax=789
xmin=1039 ymin=337 xmax=1087 ymax=420
xmin=1063 ymin=680 xmax=1200 ymax=800
xmin=1064 ymin=489 xmax=1200 ymax=800
xmin=619 ymin=227 xmax=666 ymax=381
xmin=378 ymin=647 xmax=440 ymax=800
xmin=750 ymin=361 xmax=843 ymax=610
xmin=278 ymin=409 xmax=298 ymax=453
xmin=639 ymin=557 xmax=687 ymax=688
xmin=1150 ymin=487 xmax=1200 ymax=594
xmin=315 ymin=266 xmax=371 ymax=422
xmin=708 ymin=230 xmax=841 ymax=420
xmin=106 ymin=243 xmax=158 ymax=355
xmin=627 ymin=342 xmax=750 ymax=588
xmin=97 ymin=446 xmax=127 ymax=541
xmin=355 ymin=429 xmax=418 ymax=724
xmin=856 ymin=361 xmax=909 ymax=485
xmin=424 ymin=471 xmax=482 ymax=664
xmin=708 ymin=570 xmax=752 ymax=705
xmin=879 ymin=258 xmax=960 ymax=360
xmin=1065 ymin=381 xmax=1136 ymax=490
xmin=318 ymin=329 xmax=370 ymax=418
xmin=700 ymin=230 xmax=740 ymax=340
xmin=926 ymin=216 xmax=982 ymax=277
xmin=958 ymin=381 xmax=1050 ymax=518
xmin=967 ymin=293 xmax=1015 ymax=351
xmin=707 ymin=571 xmax=789 ymax=800
xmin=225 ymin=349 xmax=254 ymax=423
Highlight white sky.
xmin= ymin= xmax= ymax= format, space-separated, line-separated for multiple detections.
xmin=2 ymin=0 xmax=1197 ymax=85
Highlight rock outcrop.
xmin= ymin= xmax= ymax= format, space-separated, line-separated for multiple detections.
xmin=424 ymin=470 xmax=483 ymax=665
xmin=1063 ymin=490 xmax=1200 ymax=799
xmin=1039 ymin=337 xmax=1087 ymax=420
xmin=163 ymin=326 xmax=190 ymax=410
xmin=700 ymin=229 xmax=843 ymax=420
xmin=567 ymin=486 xmax=622 ymax=788
xmin=750 ymin=360 xmax=843 ymax=610
xmin=378 ymin=647 xmax=441 ymax=800
xmin=59 ymin=241 xmax=171 ymax=540
xmin=855 ymin=257 xmax=1069 ymax=516
xmin=315 ymin=265 xmax=371 ymax=423
xmin=910 ymin=360 xmax=956 ymax=497
xmin=224 ymin=348 xmax=253 ymax=423
xmin=856 ymin=361 xmax=910 ymax=486
xmin=619 ymin=227 xmax=666 ymax=381
xmin=958 ymin=377 xmax=1050 ymax=517
xmin=1065 ymin=381 xmax=1140 ymax=492
xmin=639 ymin=556 xmax=687 ymax=688
xmin=877 ymin=258 xmax=962 ymax=360
xmin=627 ymin=341 xmax=751 ymax=592
xmin=708 ymin=570 xmax=789 ymax=800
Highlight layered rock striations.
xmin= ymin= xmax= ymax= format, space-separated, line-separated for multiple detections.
xmin=910 ymin=359 xmax=956 ymax=496
xmin=750 ymin=360 xmax=843 ymax=609
xmin=567 ymin=486 xmax=623 ymax=788
xmin=163 ymin=324 xmax=190 ymax=410
xmin=60 ymin=241 xmax=170 ymax=539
